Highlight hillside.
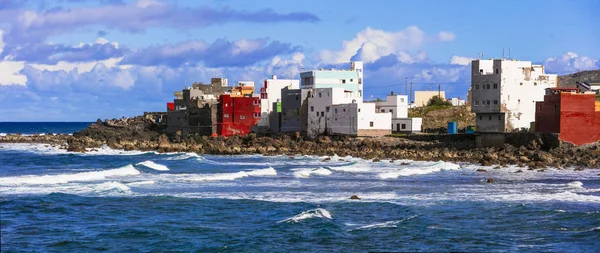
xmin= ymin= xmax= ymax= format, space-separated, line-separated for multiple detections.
xmin=558 ymin=70 xmax=600 ymax=88
xmin=408 ymin=105 xmax=475 ymax=133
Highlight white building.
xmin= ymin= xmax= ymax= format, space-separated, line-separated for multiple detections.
xmin=450 ymin=97 xmax=466 ymax=106
xmin=471 ymin=59 xmax=557 ymax=132
xmin=257 ymin=75 xmax=300 ymax=131
xmin=307 ymin=87 xmax=391 ymax=137
xmin=374 ymin=92 xmax=422 ymax=133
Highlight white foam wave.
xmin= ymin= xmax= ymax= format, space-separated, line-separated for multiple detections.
xmin=164 ymin=152 xmax=201 ymax=160
xmin=292 ymin=168 xmax=333 ymax=178
xmin=187 ymin=167 xmax=277 ymax=181
xmin=378 ymin=162 xmax=461 ymax=179
xmin=127 ymin=180 xmax=156 ymax=186
xmin=136 ymin=160 xmax=169 ymax=171
xmin=279 ymin=208 xmax=332 ymax=223
xmin=567 ymin=181 xmax=584 ymax=188
xmin=354 ymin=215 xmax=418 ymax=230
xmin=95 ymin=181 xmax=131 ymax=192
xmin=0 ymin=165 xmax=140 ymax=185
xmin=0 ymin=133 xmax=6 ymax=136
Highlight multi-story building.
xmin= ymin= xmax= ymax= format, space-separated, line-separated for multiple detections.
xmin=414 ymin=91 xmax=446 ymax=107
xmin=166 ymin=78 xmax=231 ymax=135
xmin=300 ymin=61 xmax=363 ymax=93
xmin=535 ymin=88 xmax=600 ymax=145
xmin=375 ymin=92 xmax=422 ymax=133
xmin=217 ymin=94 xmax=261 ymax=136
xmin=471 ymin=59 xmax=557 ymax=132
xmin=257 ymin=75 xmax=300 ymax=132
xmin=230 ymin=81 xmax=255 ymax=97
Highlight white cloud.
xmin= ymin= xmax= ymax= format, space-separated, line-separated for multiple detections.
xmin=0 ymin=29 xmax=4 ymax=55
xmin=0 ymin=61 xmax=27 ymax=85
xmin=544 ymin=52 xmax=599 ymax=74
xmin=318 ymin=26 xmax=427 ymax=64
xmin=438 ymin=31 xmax=456 ymax=42
xmin=450 ymin=55 xmax=475 ymax=65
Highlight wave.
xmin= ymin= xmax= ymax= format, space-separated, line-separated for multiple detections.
xmin=127 ymin=180 xmax=156 ymax=186
xmin=353 ymin=215 xmax=418 ymax=230
xmin=279 ymin=208 xmax=332 ymax=223
xmin=0 ymin=165 xmax=140 ymax=185
xmin=94 ymin=181 xmax=131 ymax=192
xmin=378 ymin=162 xmax=461 ymax=179
xmin=187 ymin=167 xmax=277 ymax=182
xmin=136 ymin=161 xmax=169 ymax=171
xmin=292 ymin=168 xmax=333 ymax=178
xmin=164 ymin=152 xmax=201 ymax=161
xmin=567 ymin=181 xmax=584 ymax=188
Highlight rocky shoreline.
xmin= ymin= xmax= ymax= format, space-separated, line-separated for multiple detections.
xmin=1 ymin=118 xmax=599 ymax=170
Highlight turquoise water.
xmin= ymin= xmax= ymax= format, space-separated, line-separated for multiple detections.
xmin=1 ymin=124 xmax=599 ymax=252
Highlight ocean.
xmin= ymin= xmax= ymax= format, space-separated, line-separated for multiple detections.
xmin=1 ymin=123 xmax=599 ymax=252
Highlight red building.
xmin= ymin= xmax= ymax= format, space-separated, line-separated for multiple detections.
xmin=535 ymin=88 xmax=600 ymax=145
xmin=217 ymin=94 xmax=261 ymax=136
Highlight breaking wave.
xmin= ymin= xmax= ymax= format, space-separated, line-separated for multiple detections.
xmin=136 ymin=160 xmax=170 ymax=171
xmin=0 ymin=165 xmax=140 ymax=185
xmin=353 ymin=215 xmax=418 ymax=230
xmin=567 ymin=181 xmax=584 ymax=188
xmin=378 ymin=162 xmax=461 ymax=179
xmin=187 ymin=167 xmax=277 ymax=181
xmin=292 ymin=167 xmax=333 ymax=178
xmin=279 ymin=208 xmax=332 ymax=223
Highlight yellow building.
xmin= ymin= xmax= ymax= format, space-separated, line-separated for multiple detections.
xmin=230 ymin=81 xmax=255 ymax=97
xmin=414 ymin=91 xmax=446 ymax=106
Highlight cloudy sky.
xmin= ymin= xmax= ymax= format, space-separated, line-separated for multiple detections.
xmin=0 ymin=0 xmax=599 ymax=121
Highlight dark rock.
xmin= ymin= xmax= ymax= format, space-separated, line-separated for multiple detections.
xmin=486 ymin=178 xmax=495 ymax=183
xmin=515 ymin=170 xmax=523 ymax=173
xmin=372 ymin=159 xmax=380 ymax=162
xmin=574 ymin=168 xmax=585 ymax=171
xmin=537 ymin=169 xmax=547 ymax=172
xmin=289 ymin=156 xmax=295 ymax=159
xmin=350 ymin=195 xmax=361 ymax=200
xmin=400 ymin=162 xmax=410 ymax=165
xmin=476 ymin=169 xmax=487 ymax=172
xmin=321 ymin=157 xmax=331 ymax=162
xmin=338 ymin=159 xmax=345 ymax=162
xmin=493 ymin=166 xmax=501 ymax=170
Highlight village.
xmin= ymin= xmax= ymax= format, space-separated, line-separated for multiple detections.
xmin=164 ymin=59 xmax=600 ymax=147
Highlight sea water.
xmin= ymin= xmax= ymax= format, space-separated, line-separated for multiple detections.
xmin=1 ymin=124 xmax=599 ymax=252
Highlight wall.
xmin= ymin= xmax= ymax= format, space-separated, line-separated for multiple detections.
xmin=280 ymin=88 xmax=303 ymax=133
xmin=414 ymin=91 xmax=446 ymax=106
xmin=258 ymin=78 xmax=299 ymax=128
xmin=217 ymin=95 xmax=261 ymax=136
xmin=535 ymin=94 xmax=561 ymax=133
xmin=357 ymin=103 xmax=392 ymax=134
xmin=392 ymin=118 xmax=422 ymax=133
xmin=475 ymin=113 xmax=505 ymax=133
xmin=330 ymin=104 xmax=358 ymax=135
xmin=300 ymin=69 xmax=362 ymax=93
xmin=558 ymin=93 xmax=600 ymax=145
xmin=375 ymin=94 xmax=408 ymax=118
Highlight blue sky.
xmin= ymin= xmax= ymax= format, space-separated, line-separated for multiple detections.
xmin=0 ymin=0 xmax=599 ymax=121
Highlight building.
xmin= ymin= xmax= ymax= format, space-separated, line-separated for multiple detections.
xmin=576 ymin=81 xmax=600 ymax=94
xmin=450 ymin=97 xmax=466 ymax=106
xmin=166 ymin=79 xmax=230 ymax=135
xmin=217 ymin=94 xmax=261 ymax=137
xmin=257 ymin=75 xmax=300 ymax=132
xmin=374 ymin=92 xmax=422 ymax=133
xmin=414 ymin=91 xmax=446 ymax=107
xmin=393 ymin=118 xmax=423 ymax=133
xmin=230 ymin=81 xmax=255 ymax=97
xmin=277 ymin=87 xmax=305 ymax=133
xmin=535 ymin=88 xmax=600 ymax=145
xmin=471 ymin=59 xmax=557 ymax=132
xmin=300 ymin=61 xmax=363 ymax=93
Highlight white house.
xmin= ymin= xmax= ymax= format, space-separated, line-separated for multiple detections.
xmin=257 ymin=75 xmax=300 ymax=131
xmin=374 ymin=92 xmax=422 ymax=133
xmin=450 ymin=97 xmax=466 ymax=106
xmin=307 ymin=87 xmax=391 ymax=137
xmin=471 ymin=59 xmax=557 ymax=132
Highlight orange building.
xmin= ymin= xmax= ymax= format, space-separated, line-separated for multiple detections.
xmin=230 ymin=81 xmax=255 ymax=97
xmin=535 ymin=88 xmax=600 ymax=145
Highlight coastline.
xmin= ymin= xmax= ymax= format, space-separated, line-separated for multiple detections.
xmin=1 ymin=121 xmax=598 ymax=170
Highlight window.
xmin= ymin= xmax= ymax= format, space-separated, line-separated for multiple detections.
xmin=296 ymin=109 xmax=299 ymax=114
xmin=487 ymin=100 xmax=490 ymax=105
xmin=240 ymin=115 xmax=245 ymax=120
xmin=319 ymin=92 xmax=322 ymax=98
xmin=493 ymin=83 xmax=498 ymax=89
xmin=335 ymin=118 xmax=337 ymax=121
xmin=508 ymin=95 xmax=511 ymax=101
xmin=370 ymin=122 xmax=374 ymax=127
xmin=350 ymin=79 xmax=353 ymax=82
xmin=479 ymin=116 xmax=482 ymax=120
xmin=488 ymin=116 xmax=492 ymax=120
xmin=498 ymin=115 xmax=501 ymax=120
xmin=335 ymin=109 xmax=338 ymax=113
xmin=479 ymin=69 xmax=483 ymax=74
xmin=225 ymin=103 xmax=229 ymax=107
xmin=296 ymin=96 xmax=299 ymax=100
xmin=487 ymin=84 xmax=491 ymax=89
xmin=520 ymin=82 xmax=523 ymax=86
xmin=343 ymin=109 xmax=346 ymax=112
xmin=342 ymin=79 xmax=346 ymax=84
xmin=534 ymin=82 xmax=537 ymax=86
xmin=311 ymin=106 xmax=314 ymax=112
xmin=475 ymin=84 xmax=480 ymax=90
xmin=400 ymin=98 xmax=405 ymax=102
xmin=326 ymin=106 xmax=330 ymax=112
xmin=253 ymin=100 xmax=259 ymax=105
xmin=381 ymin=109 xmax=385 ymax=112
xmin=518 ymin=99 xmax=521 ymax=104
xmin=316 ymin=112 xmax=319 ymax=116
xmin=494 ymin=100 xmax=498 ymax=105
xmin=495 ymin=68 xmax=499 ymax=74
xmin=358 ymin=109 xmax=361 ymax=112
xmin=254 ymin=113 xmax=260 ymax=118
xmin=390 ymin=109 xmax=394 ymax=113
xmin=224 ymin=114 xmax=229 ymax=118
xmin=475 ymin=101 xmax=479 ymax=106
xmin=401 ymin=124 xmax=406 ymax=129
xmin=321 ymin=112 xmax=324 ymax=117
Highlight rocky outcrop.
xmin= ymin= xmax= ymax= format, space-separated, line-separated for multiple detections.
xmin=1 ymin=118 xmax=599 ymax=169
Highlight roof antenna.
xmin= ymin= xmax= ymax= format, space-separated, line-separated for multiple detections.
xmin=502 ymin=48 xmax=505 ymax=60
xmin=509 ymin=48 xmax=511 ymax=60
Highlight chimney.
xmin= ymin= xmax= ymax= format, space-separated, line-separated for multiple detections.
xmin=391 ymin=91 xmax=395 ymax=96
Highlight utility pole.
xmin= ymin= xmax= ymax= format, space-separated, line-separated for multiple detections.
xmin=410 ymin=81 xmax=413 ymax=104
xmin=405 ymin=77 xmax=408 ymax=96
xmin=438 ymin=83 xmax=441 ymax=98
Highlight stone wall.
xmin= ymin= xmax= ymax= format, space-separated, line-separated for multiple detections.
xmin=356 ymin=129 xmax=391 ymax=137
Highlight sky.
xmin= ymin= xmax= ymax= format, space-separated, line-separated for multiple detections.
xmin=0 ymin=0 xmax=599 ymax=121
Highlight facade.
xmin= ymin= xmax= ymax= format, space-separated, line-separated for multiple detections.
xmin=278 ymin=87 xmax=305 ymax=133
xmin=392 ymin=118 xmax=422 ymax=133
xmin=535 ymin=88 xmax=600 ymax=145
xmin=414 ymin=91 xmax=446 ymax=107
xmin=166 ymin=80 xmax=228 ymax=135
xmin=576 ymin=81 xmax=600 ymax=94
xmin=450 ymin=97 xmax=466 ymax=106
xmin=257 ymin=75 xmax=300 ymax=131
xmin=217 ymin=94 xmax=261 ymax=137
xmin=300 ymin=61 xmax=363 ymax=93
xmin=471 ymin=59 xmax=557 ymax=133
xmin=375 ymin=92 xmax=422 ymax=133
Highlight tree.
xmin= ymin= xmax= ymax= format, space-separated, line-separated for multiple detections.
xmin=427 ymin=96 xmax=452 ymax=107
